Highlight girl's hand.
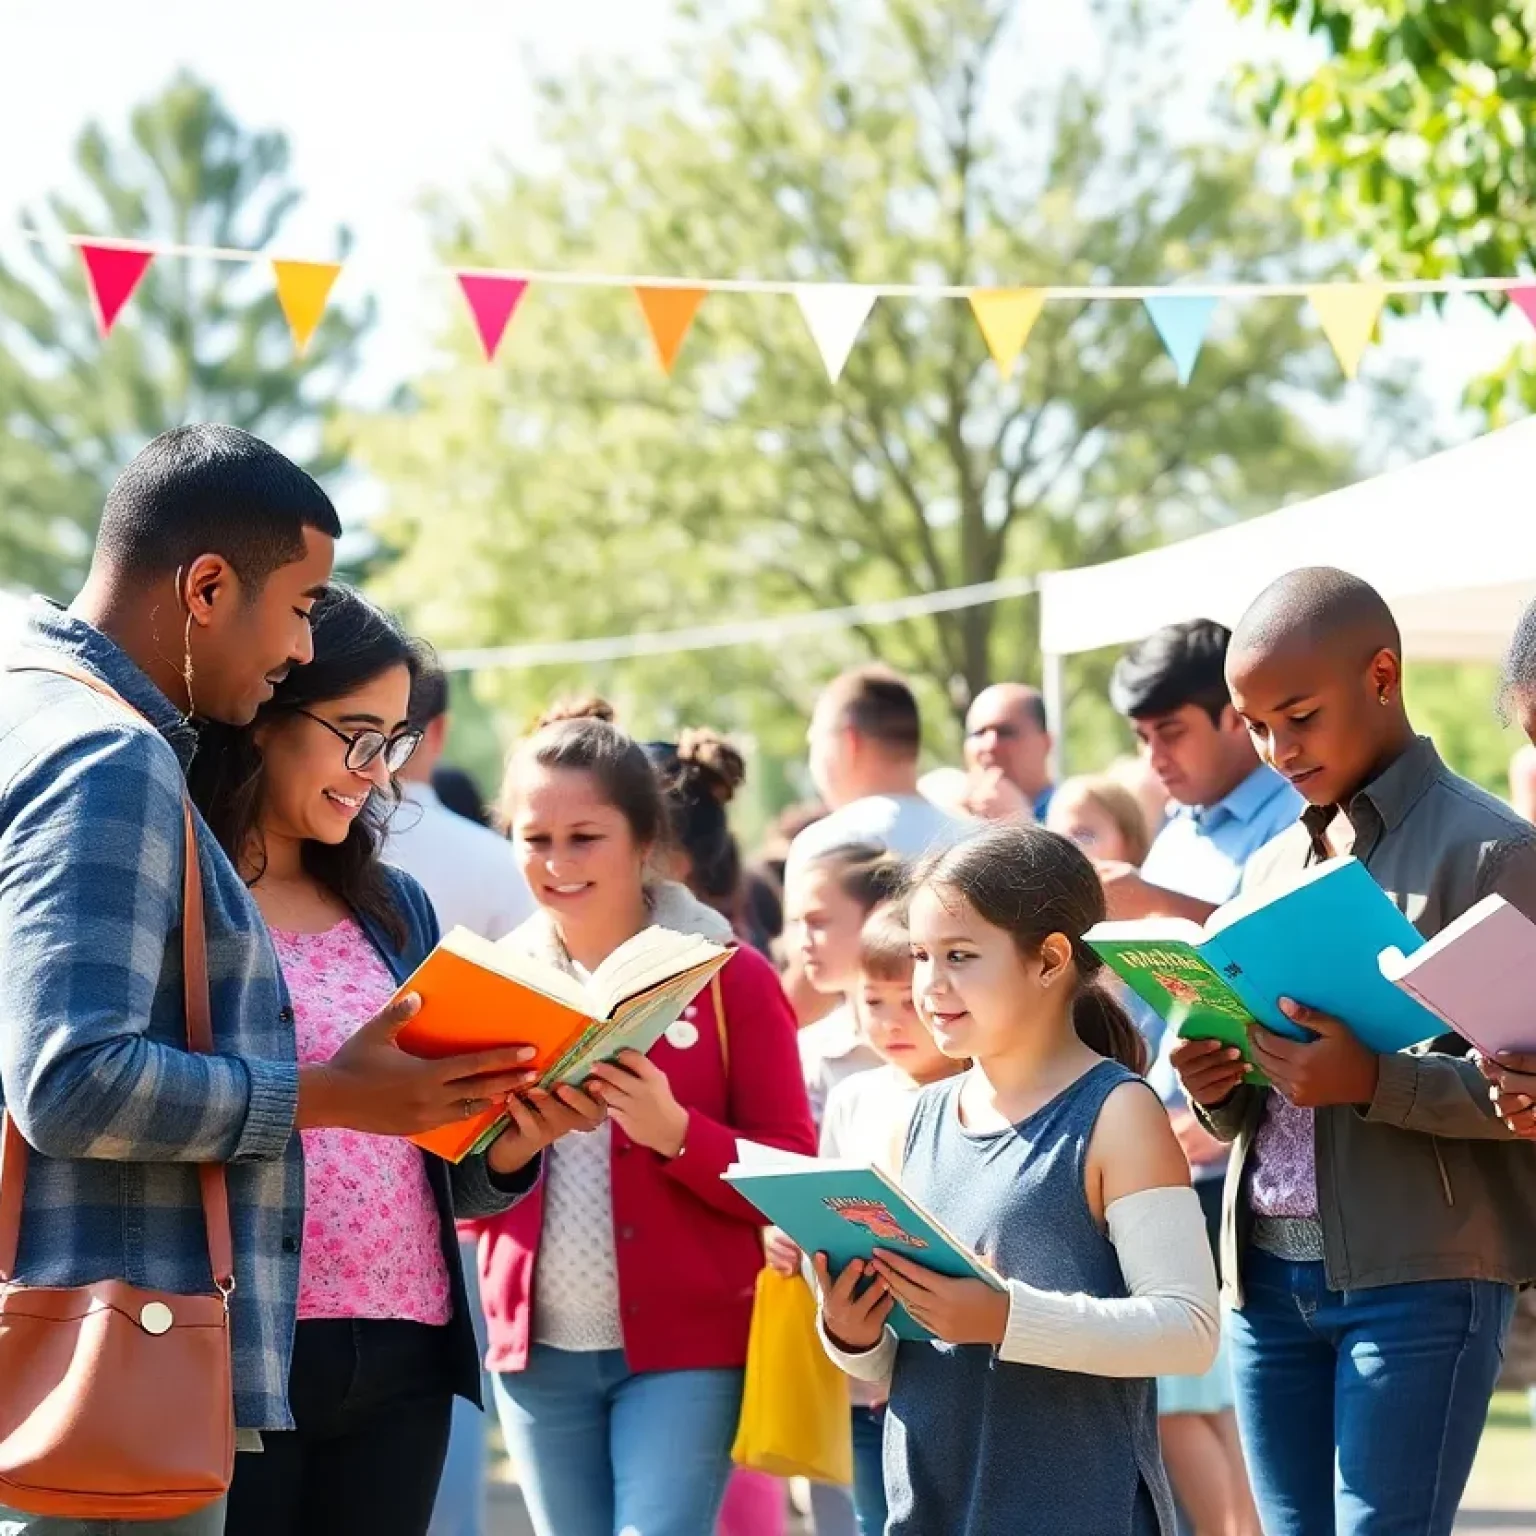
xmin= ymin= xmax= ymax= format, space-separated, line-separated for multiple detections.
xmin=765 ymin=1227 xmax=803 ymax=1277
xmin=585 ymin=1051 xmax=689 ymax=1157
xmin=486 ymin=1085 xmax=606 ymax=1176
xmin=870 ymin=1249 xmax=1009 ymax=1346
xmin=812 ymin=1253 xmax=894 ymax=1353
xmin=1170 ymin=1037 xmax=1248 ymax=1108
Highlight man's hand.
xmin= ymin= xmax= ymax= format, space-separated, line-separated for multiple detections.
xmin=1094 ymin=863 xmax=1218 ymax=925
xmin=1169 ymin=1105 xmax=1229 ymax=1169
xmin=1249 ymin=999 xmax=1380 ymax=1109
xmin=297 ymin=994 xmax=541 ymax=1136
xmin=1170 ymin=1037 xmax=1249 ymax=1109
xmin=486 ymin=1085 xmax=607 ymax=1176
xmin=812 ymin=1253 xmax=894 ymax=1354
xmin=869 ymin=1249 xmax=1010 ymax=1346
xmin=963 ymin=768 xmax=1031 ymax=824
xmin=1477 ymin=1051 xmax=1536 ymax=1138
xmin=585 ymin=1050 xmax=690 ymax=1157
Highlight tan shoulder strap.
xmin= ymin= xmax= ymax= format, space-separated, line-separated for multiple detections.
xmin=710 ymin=971 xmax=728 ymax=1074
xmin=0 ymin=654 xmax=233 ymax=1291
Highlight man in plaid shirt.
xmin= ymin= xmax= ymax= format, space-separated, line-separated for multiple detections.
xmin=0 ymin=427 xmax=547 ymax=1536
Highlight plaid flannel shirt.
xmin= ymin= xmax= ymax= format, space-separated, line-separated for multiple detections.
xmin=0 ymin=605 xmax=305 ymax=1431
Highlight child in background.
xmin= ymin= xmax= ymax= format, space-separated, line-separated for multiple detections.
xmin=784 ymin=843 xmax=907 ymax=1125
xmin=818 ymin=902 xmax=967 ymax=1536
xmin=817 ymin=825 xmax=1219 ymax=1536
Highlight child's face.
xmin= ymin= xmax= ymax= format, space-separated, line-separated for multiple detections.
xmin=1046 ymin=787 xmax=1132 ymax=863
xmin=1227 ymin=640 xmax=1395 ymax=808
xmin=907 ymin=882 xmax=1059 ymax=1062
xmin=784 ymin=866 xmax=867 ymax=995
xmin=858 ymin=972 xmax=953 ymax=1081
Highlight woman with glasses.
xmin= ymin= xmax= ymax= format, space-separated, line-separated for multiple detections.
xmin=189 ymin=585 xmax=601 ymax=1536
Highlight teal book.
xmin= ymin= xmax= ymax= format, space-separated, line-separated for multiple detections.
xmin=724 ymin=1146 xmax=1004 ymax=1342
xmin=1085 ymin=855 xmax=1441 ymax=1070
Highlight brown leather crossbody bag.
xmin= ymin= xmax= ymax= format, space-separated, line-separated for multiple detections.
xmin=0 ymin=656 xmax=235 ymax=1518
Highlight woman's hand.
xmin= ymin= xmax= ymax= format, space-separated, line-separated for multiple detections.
xmin=585 ymin=1050 xmax=690 ymax=1157
xmin=485 ymin=1085 xmax=607 ymax=1176
xmin=869 ymin=1249 xmax=1010 ymax=1346
xmin=765 ymin=1227 xmax=803 ymax=1277
xmin=812 ymin=1253 xmax=894 ymax=1354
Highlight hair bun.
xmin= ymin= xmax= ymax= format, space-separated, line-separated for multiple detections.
xmin=676 ymin=728 xmax=746 ymax=805
xmin=535 ymin=695 xmax=616 ymax=730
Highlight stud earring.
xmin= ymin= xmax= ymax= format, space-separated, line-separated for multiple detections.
xmin=1378 ymin=690 xmax=1391 ymax=707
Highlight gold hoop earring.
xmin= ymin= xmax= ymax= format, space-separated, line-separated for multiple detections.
xmin=181 ymin=609 xmax=197 ymax=723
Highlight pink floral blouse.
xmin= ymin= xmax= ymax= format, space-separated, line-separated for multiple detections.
xmin=272 ymin=920 xmax=452 ymax=1326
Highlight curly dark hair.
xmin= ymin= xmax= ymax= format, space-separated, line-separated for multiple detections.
xmin=645 ymin=729 xmax=748 ymax=908
xmin=1499 ymin=597 xmax=1536 ymax=726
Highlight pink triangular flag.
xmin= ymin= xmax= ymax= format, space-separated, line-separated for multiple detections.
xmin=455 ymin=273 xmax=529 ymax=361
xmin=79 ymin=243 xmax=154 ymax=335
xmin=1510 ymin=287 xmax=1536 ymax=332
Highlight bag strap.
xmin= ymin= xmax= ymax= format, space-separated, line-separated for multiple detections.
xmin=0 ymin=654 xmax=234 ymax=1293
xmin=711 ymin=971 xmax=729 ymax=1075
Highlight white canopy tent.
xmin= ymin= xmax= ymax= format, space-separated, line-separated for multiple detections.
xmin=0 ymin=591 xmax=30 ymax=657
xmin=1037 ymin=417 xmax=1536 ymax=762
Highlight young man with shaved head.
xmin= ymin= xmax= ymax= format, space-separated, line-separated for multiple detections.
xmin=1171 ymin=566 xmax=1536 ymax=1536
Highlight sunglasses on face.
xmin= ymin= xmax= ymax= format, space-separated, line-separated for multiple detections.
xmin=296 ymin=710 xmax=423 ymax=775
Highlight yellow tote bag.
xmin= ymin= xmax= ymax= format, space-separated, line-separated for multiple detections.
xmin=731 ymin=1267 xmax=854 ymax=1485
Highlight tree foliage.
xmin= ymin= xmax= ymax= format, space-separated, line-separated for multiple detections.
xmin=354 ymin=0 xmax=1374 ymax=787
xmin=0 ymin=71 xmax=373 ymax=597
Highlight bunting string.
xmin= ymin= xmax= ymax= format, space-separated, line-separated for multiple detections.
xmin=17 ymin=227 xmax=1536 ymax=381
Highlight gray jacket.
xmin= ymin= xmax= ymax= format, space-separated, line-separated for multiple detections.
xmin=1204 ymin=737 xmax=1536 ymax=1303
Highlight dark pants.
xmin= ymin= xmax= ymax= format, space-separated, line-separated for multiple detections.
xmin=225 ymin=1318 xmax=455 ymax=1536
xmin=849 ymin=1405 xmax=888 ymax=1536
xmin=1229 ymin=1250 xmax=1513 ymax=1536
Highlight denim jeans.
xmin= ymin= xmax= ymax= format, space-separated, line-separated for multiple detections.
xmin=427 ymin=1239 xmax=490 ymax=1536
xmin=1228 ymin=1250 xmax=1513 ymax=1536
xmin=0 ymin=1504 xmax=225 ymax=1536
xmin=849 ymin=1405 xmax=887 ymax=1536
xmin=492 ymin=1346 xmax=742 ymax=1536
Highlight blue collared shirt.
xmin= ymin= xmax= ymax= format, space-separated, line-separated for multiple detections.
xmin=0 ymin=606 xmax=305 ymax=1430
xmin=1140 ymin=763 xmax=1304 ymax=908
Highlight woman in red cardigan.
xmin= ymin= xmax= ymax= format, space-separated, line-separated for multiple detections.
xmin=469 ymin=703 xmax=816 ymax=1536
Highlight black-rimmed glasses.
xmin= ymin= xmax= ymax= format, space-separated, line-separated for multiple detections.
xmin=297 ymin=710 xmax=423 ymax=775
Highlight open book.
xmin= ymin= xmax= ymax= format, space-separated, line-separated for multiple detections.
xmin=724 ymin=1142 xmax=1004 ymax=1342
xmin=1086 ymin=855 xmax=1441 ymax=1074
xmin=1379 ymin=894 xmax=1536 ymax=1059
xmin=394 ymin=925 xmax=731 ymax=1162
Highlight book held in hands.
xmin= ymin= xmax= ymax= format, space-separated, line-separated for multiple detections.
xmin=724 ymin=1142 xmax=1005 ymax=1342
xmin=392 ymin=924 xmax=731 ymax=1162
xmin=1085 ymin=855 xmax=1442 ymax=1075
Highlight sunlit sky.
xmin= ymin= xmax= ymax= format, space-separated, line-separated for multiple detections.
xmin=0 ymin=0 xmax=1526 ymax=497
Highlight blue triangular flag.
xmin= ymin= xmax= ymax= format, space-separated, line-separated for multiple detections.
xmin=1143 ymin=295 xmax=1218 ymax=385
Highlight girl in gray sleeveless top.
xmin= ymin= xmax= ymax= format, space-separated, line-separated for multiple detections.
xmin=816 ymin=827 xmax=1220 ymax=1536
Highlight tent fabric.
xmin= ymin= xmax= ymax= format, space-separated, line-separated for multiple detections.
xmin=1038 ymin=417 xmax=1536 ymax=663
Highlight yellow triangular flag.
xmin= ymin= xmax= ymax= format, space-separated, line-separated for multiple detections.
xmin=968 ymin=288 xmax=1046 ymax=378
xmin=273 ymin=260 xmax=342 ymax=356
xmin=633 ymin=286 xmax=708 ymax=375
xmin=1307 ymin=283 xmax=1386 ymax=380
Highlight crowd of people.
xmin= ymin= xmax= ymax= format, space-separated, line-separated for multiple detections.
xmin=1 ymin=422 xmax=1535 ymax=1536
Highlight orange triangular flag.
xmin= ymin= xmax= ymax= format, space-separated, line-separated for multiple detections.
xmin=273 ymin=260 xmax=342 ymax=356
xmin=634 ymin=286 xmax=707 ymax=374
xmin=1307 ymin=283 xmax=1386 ymax=380
xmin=967 ymin=288 xmax=1046 ymax=378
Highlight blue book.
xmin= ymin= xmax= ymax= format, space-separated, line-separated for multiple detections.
xmin=1086 ymin=854 xmax=1440 ymax=1058
xmin=724 ymin=1146 xmax=1004 ymax=1342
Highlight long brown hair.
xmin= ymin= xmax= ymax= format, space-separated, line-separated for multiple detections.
xmin=916 ymin=824 xmax=1146 ymax=1073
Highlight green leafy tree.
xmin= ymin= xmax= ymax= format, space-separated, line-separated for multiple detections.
xmin=354 ymin=0 xmax=1386 ymax=796
xmin=0 ymin=71 xmax=373 ymax=597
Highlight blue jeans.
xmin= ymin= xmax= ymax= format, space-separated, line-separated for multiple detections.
xmin=428 ymin=1239 xmax=490 ymax=1536
xmin=1228 ymin=1250 xmax=1513 ymax=1536
xmin=849 ymin=1406 xmax=887 ymax=1536
xmin=492 ymin=1346 xmax=742 ymax=1536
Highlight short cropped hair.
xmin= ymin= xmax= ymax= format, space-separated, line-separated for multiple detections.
xmin=95 ymin=424 xmax=342 ymax=592
xmin=1109 ymin=619 xmax=1233 ymax=724
xmin=824 ymin=666 xmax=922 ymax=757
xmin=408 ymin=659 xmax=451 ymax=730
xmin=859 ymin=901 xmax=913 ymax=985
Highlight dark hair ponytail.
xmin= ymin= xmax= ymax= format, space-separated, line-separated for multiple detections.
xmin=917 ymin=824 xmax=1147 ymax=1074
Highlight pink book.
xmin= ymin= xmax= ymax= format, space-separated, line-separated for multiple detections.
xmin=1378 ymin=895 xmax=1536 ymax=1057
